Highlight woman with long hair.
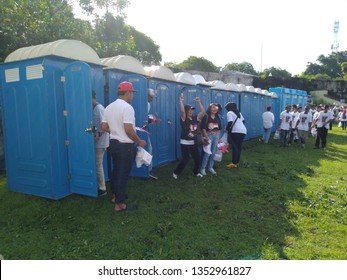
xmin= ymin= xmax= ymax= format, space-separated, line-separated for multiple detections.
xmin=200 ymin=103 xmax=222 ymax=175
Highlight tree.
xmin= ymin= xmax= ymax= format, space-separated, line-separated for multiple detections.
xmin=128 ymin=27 xmax=161 ymax=65
xmin=169 ymin=56 xmax=219 ymax=72
xmin=222 ymin=61 xmax=257 ymax=75
xmin=0 ymin=0 xmax=93 ymax=61
xmin=304 ymin=51 xmax=347 ymax=78
xmin=77 ymin=0 xmax=130 ymax=16
xmin=260 ymin=67 xmax=292 ymax=79
xmin=341 ymin=62 xmax=347 ymax=80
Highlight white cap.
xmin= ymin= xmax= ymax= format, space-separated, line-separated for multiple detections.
xmin=148 ymin=89 xmax=157 ymax=97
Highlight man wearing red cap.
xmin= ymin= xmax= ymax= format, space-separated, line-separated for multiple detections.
xmin=102 ymin=81 xmax=146 ymax=212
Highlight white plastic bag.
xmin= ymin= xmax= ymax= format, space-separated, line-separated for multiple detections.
xmin=213 ymin=149 xmax=223 ymax=162
xmin=135 ymin=147 xmax=152 ymax=168
xmin=203 ymin=140 xmax=212 ymax=154
xmin=311 ymin=127 xmax=317 ymax=137
xmin=273 ymin=129 xmax=280 ymax=140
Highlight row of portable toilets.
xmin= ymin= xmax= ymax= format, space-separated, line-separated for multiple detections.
xmin=0 ymin=40 xmax=308 ymax=200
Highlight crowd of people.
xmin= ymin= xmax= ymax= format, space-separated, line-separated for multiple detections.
xmin=94 ymin=81 xmax=345 ymax=212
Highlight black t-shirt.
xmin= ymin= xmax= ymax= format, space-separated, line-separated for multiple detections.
xmin=200 ymin=114 xmax=222 ymax=132
xmin=180 ymin=115 xmax=199 ymax=141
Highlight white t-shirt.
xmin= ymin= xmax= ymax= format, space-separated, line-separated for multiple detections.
xmin=226 ymin=111 xmax=247 ymax=134
xmin=291 ymin=111 xmax=300 ymax=128
xmin=297 ymin=112 xmax=313 ymax=131
xmin=279 ymin=110 xmax=292 ymax=130
xmin=316 ymin=111 xmax=333 ymax=129
xmin=103 ymin=99 xmax=136 ymax=143
xmin=262 ymin=111 xmax=274 ymax=129
xmin=93 ymin=103 xmax=110 ymax=148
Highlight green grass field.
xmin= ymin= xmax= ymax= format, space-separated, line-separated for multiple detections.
xmin=0 ymin=127 xmax=346 ymax=260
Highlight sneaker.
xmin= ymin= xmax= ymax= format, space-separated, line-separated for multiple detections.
xmin=208 ymin=168 xmax=217 ymax=175
xmin=149 ymin=172 xmax=158 ymax=180
xmin=227 ymin=163 xmax=238 ymax=169
xmin=98 ymin=189 xmax=107 ymax=197
xmin=200 ymin=169 xmax=206 ymax=176
xmin=195 ymin=173 xmax=203 ymax=177
xmin=172 ymin=173 xmax=178 ymax=179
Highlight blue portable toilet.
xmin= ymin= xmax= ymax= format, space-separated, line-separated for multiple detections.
xmin=239 ymin=85 xmax=258 ymax=140
xmin=0 ymin=39 xmax=104 ymax=199
xmin=209 ymin=81 xmax=240 ymax=131
xmin=269 ymin=87 xmax=292 ymax=113
xmin=174 ymin=72 xmax=211 ymax=159
xmin=269 ymin=91 xmax=280 ymax=131
xmin=144 ymin=65 xmax=177 ymax=167
xmin=101 ymin=55 xmax=149 ymax=178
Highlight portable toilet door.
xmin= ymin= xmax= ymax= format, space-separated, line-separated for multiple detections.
xmin=145 ymin=66 xmax=177 ymax=167
xmin=63 ymin=61 xmax=98 ymax=197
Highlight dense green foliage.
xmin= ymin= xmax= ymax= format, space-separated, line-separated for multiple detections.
xmin=0 ymin=127 xmax=346 ymax=260
xmin=165 ymin=56 xmax=220 ymax=72
xmin=223 ymin=62 xmax=257 ymax=75
xmin=0 ymin=0 xmax=161 ymax=64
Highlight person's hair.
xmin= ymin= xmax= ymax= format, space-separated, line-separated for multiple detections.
xmin=92 ymin=90 xmax=96 ymax=99
xmin=225 ymin=102 xmax=240 ymax=118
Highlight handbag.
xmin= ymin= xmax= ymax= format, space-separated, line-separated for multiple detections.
xmin=194 ymin=133 xmax=205 ymax=146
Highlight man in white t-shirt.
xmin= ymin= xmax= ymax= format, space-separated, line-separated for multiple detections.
xmin=92 ymin=91 xmax=109 ymax=197
xmin=295 ymin=105 xmax=312 ymax=148
xmin=262 ymin=106 xmax=274 ymax=144
xmin=102 ymin=81 xmax=146 ymax=212
xmin=313 ymin=104 xmax=333 ymax=149
xmin=277 ymin=105 xmax=292 ymax=147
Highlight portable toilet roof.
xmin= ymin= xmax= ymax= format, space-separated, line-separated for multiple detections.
xmin=225 ymin=83 xmax=241 ymax=92
xmin=269 ymin=92 xmax=278 ymax=98
xmin=262 ymin=89 xmax=270 ymax=96
xmin=101 ymin=55 xmax=146 ymax=75
xmin=5 ymin=39 xmax=102 ymax=65
xmin=246 ymin=86 xmax=255 ymax=92
xmin=192 ymin=74 xmax=211 ymax=86
xmin=237 ymin=84 xmax=246 ymax=91
xmin=254 ymin=88 xmax=263 ymax=94
xmin=144 ymin=65 xmax=175 ymax=81
xmin=174 ymin=72 xmax=196 ymax=85
xmin=206 ymin=80 xmax=227 ymax=90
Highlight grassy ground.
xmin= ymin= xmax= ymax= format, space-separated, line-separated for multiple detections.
xmin=0 ymin=126 xmax=346 ymax=260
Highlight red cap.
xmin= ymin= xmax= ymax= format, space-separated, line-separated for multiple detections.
xmin=118 ymin=81 xmax=137 ymax=93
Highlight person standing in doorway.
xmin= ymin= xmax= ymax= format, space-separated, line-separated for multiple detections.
xmin=102 ymin=81 xmax=146 ymax=212
xmin=173 ymin=95 xmax=205 ymax=179
xmin=92 ymin=91 xmax=109 ymax=197
xmin=261 ymin=106 xmax=274 ymax=144
xmin=225 ymin=102 xmax=247 ymax=169
xmin=145 ymin=88 xmax=161 ymax=179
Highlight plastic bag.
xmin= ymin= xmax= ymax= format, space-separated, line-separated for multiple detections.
xmin=203 ymin=140 xmax=212 ymax=154
xmin=273 ymin=129 xmax=280 ymax=140
xmin=311 ymin=127 xmax=317 ymax=137
xmin=135 ymin=147 xmax=152 ymax=168
xmin=213 ymin=149 xmax=223 ymax=162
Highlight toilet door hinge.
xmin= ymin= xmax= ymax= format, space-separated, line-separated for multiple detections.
xmin=65 ymin=140 xmax=70 ymax=146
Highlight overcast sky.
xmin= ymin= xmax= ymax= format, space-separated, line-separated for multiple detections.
xmin=74 ymin=0 xmax=347 ymax=75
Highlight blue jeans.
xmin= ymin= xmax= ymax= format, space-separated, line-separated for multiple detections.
xmin=263 ymin=127 xmax=272 ymax=143
xmin=201 ymin=133 xmax=219 ymax=170
xmin=109 ymin=139 xmax=137 ymax=204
